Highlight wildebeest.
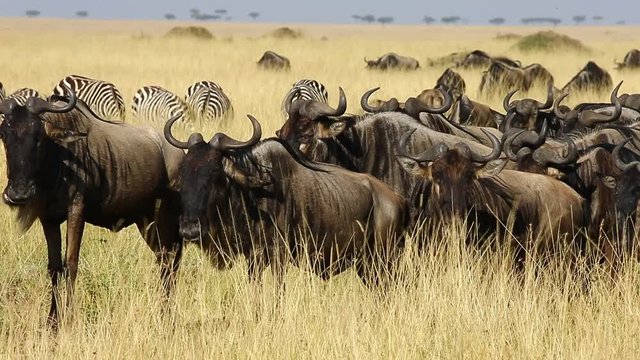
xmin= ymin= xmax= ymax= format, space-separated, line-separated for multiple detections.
xmin=0 ymin=87 xmax=184 ymax=327
xmin=616 ymin=49 xmax=640 ymax=70
xmin=619 ymin=93 xmax=640 ymax=111
xmin=277 ymin=88 xmax=494 ymax=205
xmin=479 ymin=62 xmax=554 ymax=96
xmin=456 ymin=50 xmax=521 ymax=69
xmin=257 ymin=50 xmax=291 ymax=71
xmin=610 ymin=139 xmax=640 ymax=241
xmin=501 ymin=83 xmax=555 ymax=134
xmin=395 ymin=130 xmax=586 ymax=261
xmin=435 ymin=68 xmax=466 ymax=99
xmin=365 ymin=52 xmax=420 ymax=71
xmin=449 ymin=94 xmax=505 ymax=127
xmin=164 ymin=115 xmax=407 ymax=285
xmin=561 ymin=61 xmax=613 ymax=95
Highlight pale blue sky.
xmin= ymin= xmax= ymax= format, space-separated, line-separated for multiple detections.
xmin=0 ymin=0 xmax=637 ymax=24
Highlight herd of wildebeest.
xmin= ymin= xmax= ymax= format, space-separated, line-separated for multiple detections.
xmin=2 ymin=46 xmax=640 ymax=328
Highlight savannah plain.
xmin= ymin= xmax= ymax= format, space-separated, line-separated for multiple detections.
xmin=1 ymin=18 xmax=640 ymax=359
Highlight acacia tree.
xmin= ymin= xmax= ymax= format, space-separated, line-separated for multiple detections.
xmin=489 ymin=17 xmax=505 ymax=25
xmin=165 ymin=13 xmax=176 ymax=20
xmin=25 ymin=10 xmax=40 ymax=17
xmin=441 ymin=16 xmax=461 ymax=24
xmin=573 ymin=15 xmax=586 ymax=24
xmin=377 ymin=16 xmax=394 ymax=25
xmin=76 ymin=10 xmax=88 ymax=18
xmin=249 ymin=12 xmax=260 ymax=20
xmin=423 ymin=16 xmax=435 ymax=24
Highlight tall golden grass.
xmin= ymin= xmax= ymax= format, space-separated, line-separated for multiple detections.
xmin=1 ymin=19 xmax=640 ymax=358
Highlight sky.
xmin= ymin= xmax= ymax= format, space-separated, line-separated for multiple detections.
xmin=0 ymin=0 xmax=638 ymax=25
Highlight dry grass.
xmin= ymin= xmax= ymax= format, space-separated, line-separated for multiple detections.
xmin=2 ymin=19 xmax=640 ymax=359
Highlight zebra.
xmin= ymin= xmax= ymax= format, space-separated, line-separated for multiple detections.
xmin=52 ymin=74 xmax=126 ymax=121
xmin=281 ymin=79 xmax=329 ymax=118
xmin=132 ymin=85 xmax=189 ymax=124
xmin=184 ymin=80 xmax=233 ymax=123
xmin=0 ymin=82 xmax=5 ymax=101
xmin=8 ymin=88 xmax=41 ymax=105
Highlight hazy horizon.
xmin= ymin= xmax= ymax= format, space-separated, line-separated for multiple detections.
xmin=1 ymin=0 xmax=638 ymax=25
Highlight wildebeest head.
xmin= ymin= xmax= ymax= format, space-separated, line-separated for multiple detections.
xmin=395 ymin=129 xmax=503 ymax=218
xmin=553 ymin=81 xmax=623 ymax=133
xmin=165 ymin=114 xmax=264 ymax=241
xmin=277 ymin=87 xmax=347 ymax=155
xmin=0 ymin=85 xmax=78 ymax=206
xmin=611 ymin=139 xmax=640 ymax=232
xmin=360 ymin=87 xmax=453 ymax=119
xmin=501 ymin=83 xmax=554 ymax=133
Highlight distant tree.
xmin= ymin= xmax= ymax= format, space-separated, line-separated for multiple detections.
xmin=25 ymin=9 xmax=40 ymax=17
xmin=423 ymin=16 xmax=435 ymax=24
xmin=362 ymin=14 xmax=376 ymax=23
xmin=377 ymin=16 xmax=394 ymax=25
xmin=441 ymin=16 xmax=461 ymax=24
xmin=521 ymin=17 xmax=562 ymax=25
xmin=592 ymin=15 xmax=603 ymax=21
xmin=76 ymin=10 xmax=88 ymax=18
xmin=616 ymin=20 xmax=625 ymax=25
xmin=248 ymin=12 xmax=260 ymax=20
xmin=164 ymin=13 xmax=176 ymax=20
xmin=215 ymin=9 xmax=227 ymax=14
xmin=198 ymin=14 xmax=220 ymax=20
xmin=352 ymin=14 xmax=362 ymax=21
xmin=489 ymin=17 xmax=505 ymax=25
xmin=572 ymin=15 xmax=586 ymax=24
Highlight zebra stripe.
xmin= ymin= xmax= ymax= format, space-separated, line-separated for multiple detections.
xmin=8 ymin=88 xmax=40 ymax=106
xmin=132 ymin=85 xmax=189 ymax=123
xmin=53 ymin=75 xmax=125 ymax=121
xmin=0 ymin=82 xmax=5 ymax=102
xmin=185 ymin=81 xmax=233 ymax=122
xmin=281 ymin=79 xmax=329 ymax=116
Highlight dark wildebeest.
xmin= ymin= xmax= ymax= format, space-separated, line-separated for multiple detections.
xmin=164 ymin=115 xmax=407 ymax=285
xmin=500 ymin=83 xmax=556 ymax=136
xmin=435 ymin=68 xmax=466 ymax=99
xmin=610 ymin=140 xmax=640 ymax=242
xmin=257 ymin=50 xmax=291 ymax=71
xmin=616 ymin=49 xmax=640 ymax=70
xmin=456 ymin=50 xmax=521 ymax=69
xmin=360 ymin=87 xmax=453 ymax=119
xmin=561 ymin=61 xmax=613 ymax=95
xmin=449 ymin=94 xmax=505 ymax=127
xmin=395 ymin=130 xmax=586 ymax=262
xmin=0 ymin=87 xmax=184 ymax=327
xmin=479 ymin=61 xmax=554 ymax=96
xmin=365 ymin=52 xmax=420 ymax=70
xmin=277 ymin=88 xmax=496 ymax=224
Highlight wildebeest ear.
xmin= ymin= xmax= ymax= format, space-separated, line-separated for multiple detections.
xmin=315 ymin=120 xmax=348 ymax=139
xmin=222 ymin=159 xmax=271 ymax=188
xmin=601 ymin=175 xmax=617 ymax=189
xmin=44 ymin=123 xmax=87 ymax=144
xmin=396 ymin=155 xmax=430 ymax=177
xmin=476 ymin=159 xmax=507 ymax=178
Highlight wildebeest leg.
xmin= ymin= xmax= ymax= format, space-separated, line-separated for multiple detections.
xmin=42 ymin=221 xmax=63 ymax=329
xmin=64 ymin=194 xmax=85 ymax=321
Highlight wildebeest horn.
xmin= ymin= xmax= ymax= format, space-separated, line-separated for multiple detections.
xmin=503 ymin=129 xmax=526 ymax=161
xmin=612 ymin=138 xmax=640 ymax=172
xmin=163 ymin=113 xmax=191 ymax=149
xmin=300 ymin=87 xmax=347 ymax=120
xmin=532 ymin=138 xmax=578 ymax=166
xmin=469 ymin=130 xmax=501 ymax=163
xmin=396 ymin=129 xmax=448 ymax=162
xmin=504 ymin=119 xmax=548 ymax=148
xmin=404 ymin=88 xmax=453 ymax=117
xmin=577 ymin=81 xmax=623 ymax=127
xmin=26 ymin=84 xmax=77 ymax=114
xmin=553 ymin=93 xmax=569 ymax=120
xmin=360 ymin=87 xmax=400 ymax=113
xmin=535 ymin=83 xmax=554 ymax=110
xmin=210 ymin=115 xmax=262 ymax=150
xmin=503 ymin=89 xmax=518 ymax=111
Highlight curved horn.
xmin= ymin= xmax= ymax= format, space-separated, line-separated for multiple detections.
xmin=396 ymin=128 xmax=417 ymax=157
xmin=396 ymin=129 xmax=448 ymax=162
xmin=577 ymin=81 xmax=623 ymax=127
xmin=360 ymin=87 xmax=388 ymax=113
xmin=210 ymin=114 xmax=262 ymax=151
xmin=503 ymin=112 xmax=516 ymax=132
xmin=26 ymin=84 xmax=77 ymax=114
xmin=404 ymin=88 xmax=453 ymax=117
xmin=503 ymin=89 xmax=518 ymax=112
xmin=163 ymin=113 xmax=190 ymax=149
xmin=536 ymin=83 xmax=554 ymax=110
xmin=612 ymin=138 xmax=639 ymax=172
xmin=503 ymin=129 xmax=526 ymax=161
xmin=553 ymin=93 xmax=569 ymax=120
xmin=299 ymin=87 xmax=347 ymax=120
xmin=532 ymin=138 xmax=578 ymax=166
xmin=470 ymin=130 xmax=502 ymax=163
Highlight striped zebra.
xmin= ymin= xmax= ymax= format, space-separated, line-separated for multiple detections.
xmin=52 ymin=75 xmax=126 ymax=121
xmin=8 ymin=88 xmax=41 ymax=105
xmin=184 ymin=81 xmax=233 ymax=123
xmin=281 ymin=79 xmax=329 ymax=117
xmin=0 ymin=82 xmax=5 ymax=101
xmin=132 ymin=85 xmax=189 ymax=124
